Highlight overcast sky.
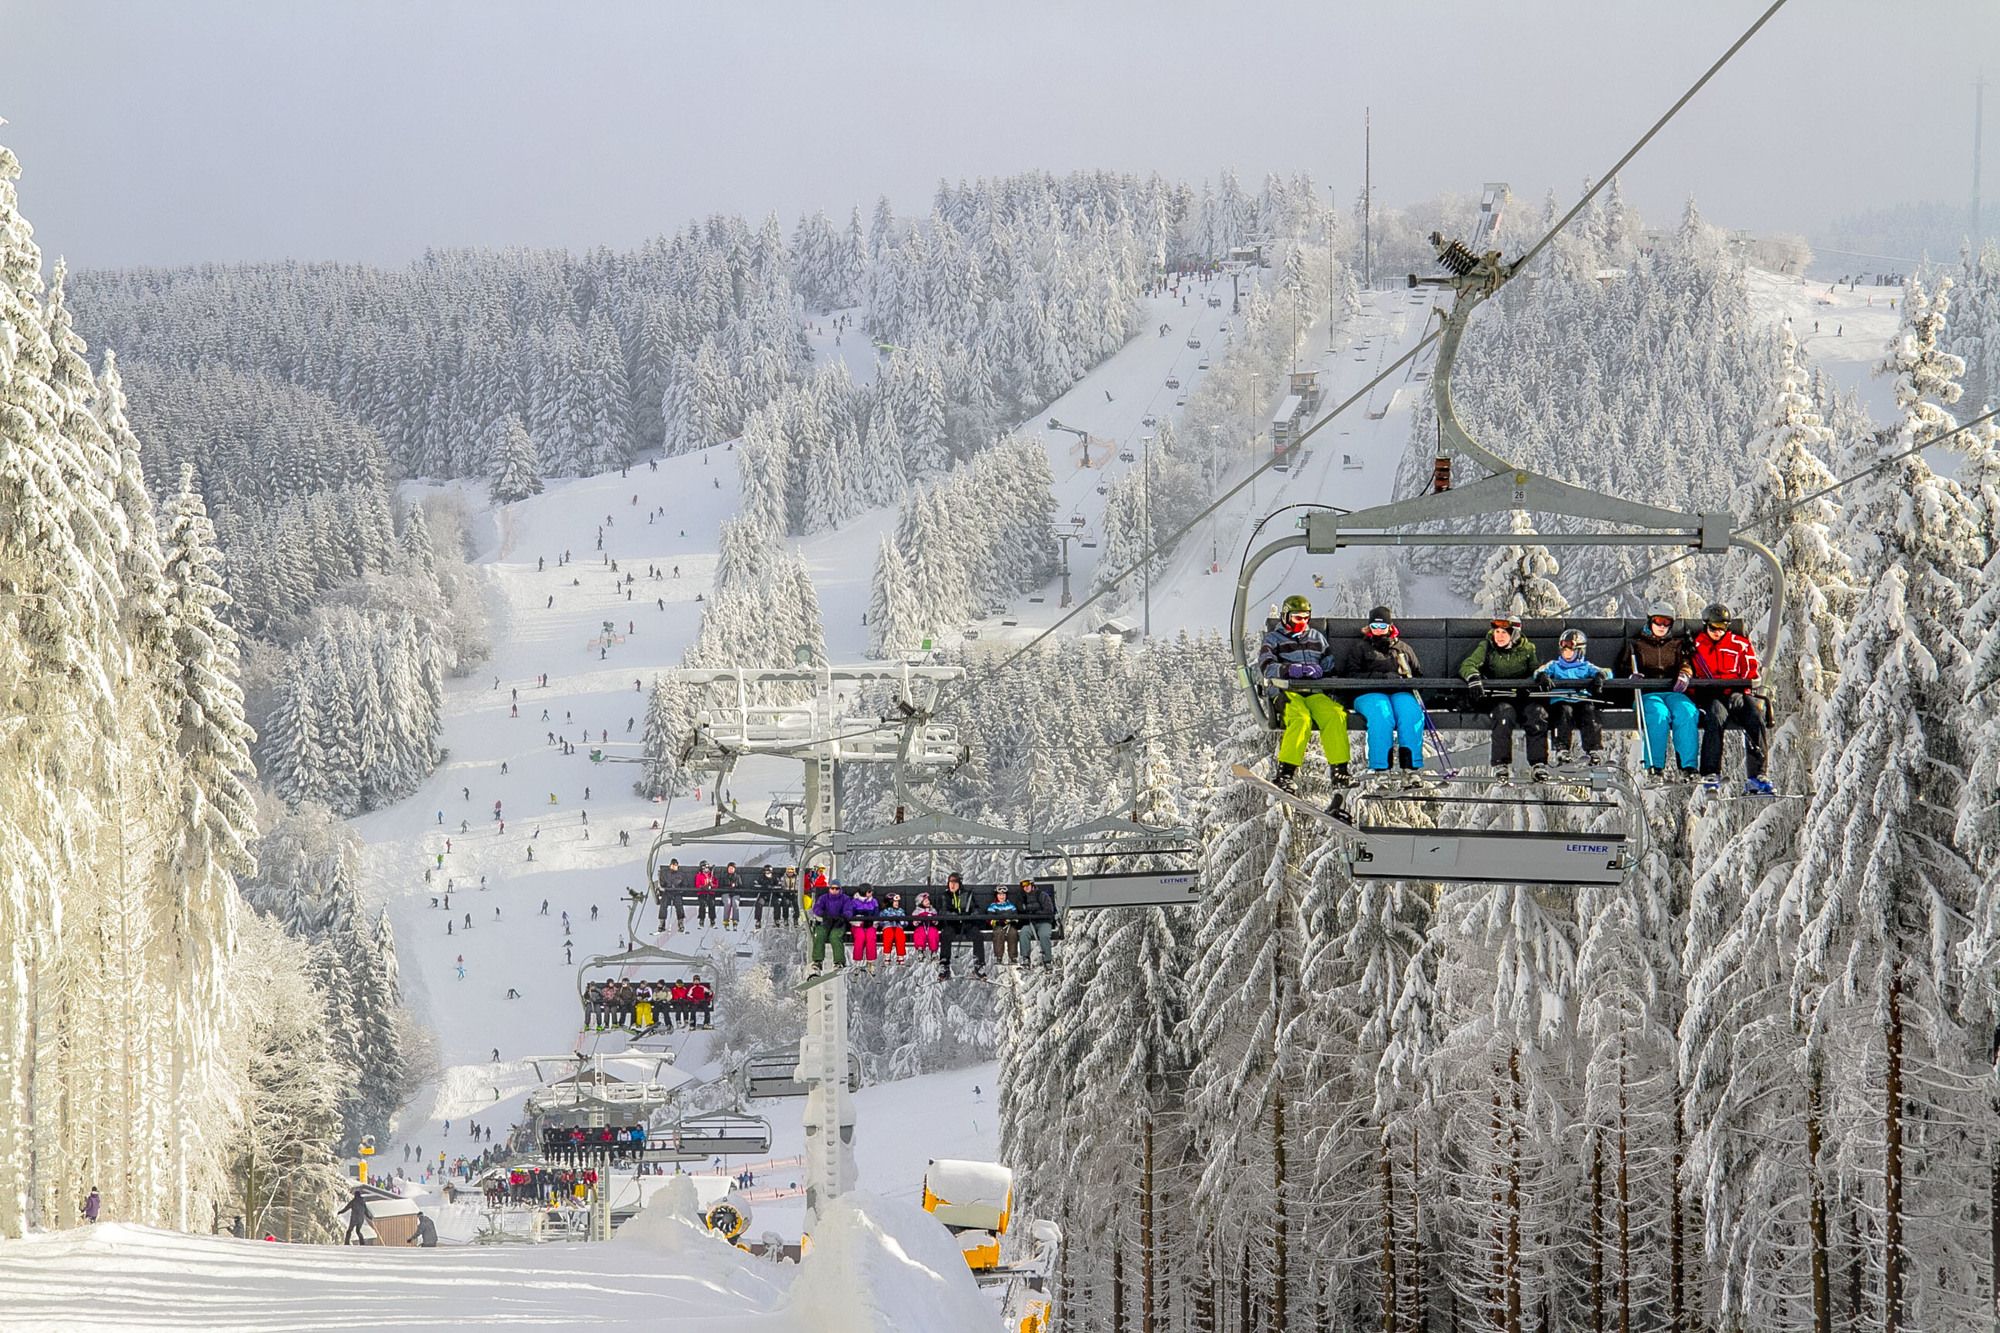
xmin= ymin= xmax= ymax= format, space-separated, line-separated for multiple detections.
xmin=0 ymin=0 xmax=1991 ymax=270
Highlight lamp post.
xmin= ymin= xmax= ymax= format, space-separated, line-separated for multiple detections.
xmin=1327 ymin=185 xmax=1338 ymax=353
xmin=1141 ymin=428 xmax=1152 ymax=639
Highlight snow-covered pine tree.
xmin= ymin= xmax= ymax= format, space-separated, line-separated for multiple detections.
xmin=1473 ymin=510 xmax=1567 ymax=617
xmin=1785 ymin=276 xmax=1989 ymax=1333
xmin=486 ymin=413 xmax=543 ymax=502
xmin=1681 ymin=324 xmax=1859 ymax=1333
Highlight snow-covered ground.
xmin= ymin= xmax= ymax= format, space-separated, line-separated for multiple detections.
xmin=0 ymin=1188 xmax=991 ymax=1332
xmin=1743 ymin=266 xmax=1904 ymax=420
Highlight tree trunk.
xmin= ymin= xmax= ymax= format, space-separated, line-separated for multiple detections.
xmin=1618 ymin=1052 xmax=1631 ymax=1333
xmin=1590 ymin=1131 xmax=1605 ymax=1333
xmin=1669 ymin=1088 xmax=1685 ymax=1333
xmin=1883 ymin=965 xmax=1905 ymax=1333
xmin=1805 ymin=1067 xmax=1831 ymax=1333
xmin=1847 ymin=1210 xmax=1864 ymax=1324
xmin=1273 ymin=1094 xmax=1288 ymax=1333
xmin=1491 ymin=1083 xmax=1506 ymax=1332
xmin=1381 ymin=1125 xmax=1399 ymax=1333
xmin=1193 ymin=1244 xmax=1215 ymax=1333
xmin=1114 ymin=1225 xmax=1126 ymax=1333
xmin=1141 ymin=1114 xmax=1156 ymax=1333
xmin=1507 ymin=1048 xmax=1523 ymax=1333
xmin=1989 ymin=1134 xmax=1998 ymax=1333
xmin=1239 ymin=1246 xmax=1251 ymax=1333
xmin=1409 ymin=1123 xmax=1427 ymax=1332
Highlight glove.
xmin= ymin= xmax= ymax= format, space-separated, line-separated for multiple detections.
xmin=1587 ymin=672 xmax=1605 ymax=697
xmin=1466 ymin=674 xmax=1486 ymax=699
xmin=1533 ymin=671 xmax=1551 ymax=691
xmin=1285 ymin=662 xmax=1309 ymax=679
xmin=1296 ymin=662 xmax=1324 ymax=680
xmin=1673 ymin=674 xmax=1690 ymax=694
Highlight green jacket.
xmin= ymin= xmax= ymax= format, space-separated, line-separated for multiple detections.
xmin=1459 ymin=633 xmax=1539 ymax=680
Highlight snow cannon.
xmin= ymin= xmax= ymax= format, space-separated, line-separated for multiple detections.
xmin=703 ymin=1199 xmax=750 ymax=1244
xmin=922 ymin=1158 xmax=1014 ymax=1272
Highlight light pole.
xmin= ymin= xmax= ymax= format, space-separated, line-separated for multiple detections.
xmin=1327 ymin=185 xmax=1337 ymax=353
xmin=1141 ymin=428 xmax=1152 ymax=639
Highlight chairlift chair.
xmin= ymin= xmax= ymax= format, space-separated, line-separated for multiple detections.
xmin=1230 ymin=212 xmax=1786 ymax=889
xmin=672 ymin=1112 xmax=773 ymax=1157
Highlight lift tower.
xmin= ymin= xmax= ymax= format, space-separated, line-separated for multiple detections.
xmin=655 ymin=664 xmax=964 ymax=1241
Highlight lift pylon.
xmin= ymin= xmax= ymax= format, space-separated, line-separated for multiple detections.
xmin=652 ymin=663 xmax=969 ymax=1242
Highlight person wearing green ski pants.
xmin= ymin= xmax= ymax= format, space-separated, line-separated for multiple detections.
xmin=1278 ymin=692 xmax=1350 ymax=768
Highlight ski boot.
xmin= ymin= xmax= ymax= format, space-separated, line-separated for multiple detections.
xmin=1530 ymin=764 xmax=1553 ymax=783
xmin=1585 ymin=750 xmax=1605 ymax=768
xmin=1743 ymin=777 xmax=1776 ymax=797
xmin=1326 ymin=763 xmax=1353 ymax=819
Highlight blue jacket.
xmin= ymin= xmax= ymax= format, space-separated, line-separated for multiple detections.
xmin=1539 ymin=653 xmax=1610 ymax=703
xmin=1258 ymin=625 xmax=1330 ymax=682
xmin=811 ymin=889 xmax=854 ymax=923
xmin=849 ymin=893 xmax=879 ymax=921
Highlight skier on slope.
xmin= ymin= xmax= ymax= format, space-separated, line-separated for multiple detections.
xmin=338 ymin=1189 xmax=370 ymax=1244
xmin=1536 ymin=629 xmax=1612 ymax=766
xmin=1334 ymin=606 xmax=1432 ymax=796
xmin=1685 ymin=602 xmax=1772 ymax=795
xmin=1256 ymin=594 xmax=1348 ymax=794
xmin=1618 ymin=603 xmax=1698 ymax=781
xmin=1458 ymin=614 xmax=1551 ymax=781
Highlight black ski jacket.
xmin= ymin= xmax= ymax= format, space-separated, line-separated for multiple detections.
xmin=1338 ymin=635 xmax=1421 ymax=680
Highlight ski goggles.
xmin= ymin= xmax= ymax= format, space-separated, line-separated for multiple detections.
xmin=1365 ymin=619 xmax=1392 ymax=634
xmin=1489 ymin=619 xmax=1519 ymax=631
xmin=1703 ymin=618 xmax=1729 ymax=630
xmin=1648 ymin=615 xmax=1675 ymax=627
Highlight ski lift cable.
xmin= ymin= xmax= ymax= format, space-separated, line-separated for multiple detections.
xmin=953 ymin=0 xmax=1792 ymax=701
xmin=1572 ymin=403 xmax=2000 ymax=607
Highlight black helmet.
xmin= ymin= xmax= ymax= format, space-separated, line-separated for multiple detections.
xmin=1701 ymin=602 xmax=1731 ymax=628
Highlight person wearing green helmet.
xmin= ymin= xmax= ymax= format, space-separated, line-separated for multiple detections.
xmin=1257 ymin=593 xmax=1349 ymax=793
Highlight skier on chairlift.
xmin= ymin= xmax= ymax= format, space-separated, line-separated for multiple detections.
xmin=1619 ymin=602 xmax=1698 ymax=782
xmin=1335 ymin=606 xmax=1434 ymax=799
xmin=1459 ymin=614 xmax=1552 ymax=781
xmin=1537 ymin=628 xmax=1612 ymax=766
xmin=1686 ymin=601 xmax=1772 ymax=796
xmin=1257 ymin=594 xmax=1349 ymax=795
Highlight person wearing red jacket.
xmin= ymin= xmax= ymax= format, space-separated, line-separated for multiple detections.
xmin=687 ymin=976 xmax=713 ymax=1028
xmin=1682 ymin=601 xmax=1771 ymax=794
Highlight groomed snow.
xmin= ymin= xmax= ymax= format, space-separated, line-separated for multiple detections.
xmin=0 ymin=1188 xmax=986 ymax=1333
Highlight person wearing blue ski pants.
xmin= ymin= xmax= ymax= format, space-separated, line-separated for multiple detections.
xmin=1639 ymin=692 xmax=1700 ymax=770
xmin=1351 ymin=691 xmax=1429 ymax=770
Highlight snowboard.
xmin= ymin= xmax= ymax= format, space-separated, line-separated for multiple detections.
xmin=1229 ymin=764 xmax=1363 ymax=842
